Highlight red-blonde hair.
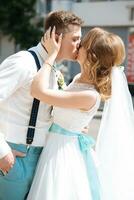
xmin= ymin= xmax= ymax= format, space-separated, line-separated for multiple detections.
xmin=81 ymin=27 xmax=126 ymax=100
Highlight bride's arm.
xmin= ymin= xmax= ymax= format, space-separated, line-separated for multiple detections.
xmin=31 ymin=28 xmax=97 ymax=110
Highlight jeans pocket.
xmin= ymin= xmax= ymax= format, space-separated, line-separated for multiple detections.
xmin=2 ymin=158 xmax=23 ymax=181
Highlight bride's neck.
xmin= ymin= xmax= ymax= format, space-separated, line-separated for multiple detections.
xmin=76 ymin=73 xmax=92 ymax=85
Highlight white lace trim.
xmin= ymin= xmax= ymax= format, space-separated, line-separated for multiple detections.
xmin=66 ymin=82 xmax=95 ymax=90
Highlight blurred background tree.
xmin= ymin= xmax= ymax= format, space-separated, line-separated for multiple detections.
xmin=0 ymin=0 xmax=43 ymax=51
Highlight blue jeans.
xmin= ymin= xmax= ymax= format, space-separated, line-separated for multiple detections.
xmin=0 ymin=142 xmax=43 ymax=200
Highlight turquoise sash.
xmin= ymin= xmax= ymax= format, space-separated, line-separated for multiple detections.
xmin=49 ymin=123 xmax=101 ymax=200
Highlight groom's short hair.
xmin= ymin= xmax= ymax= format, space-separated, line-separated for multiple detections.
xmin=44 ymin=10 xmax=83 ymax=35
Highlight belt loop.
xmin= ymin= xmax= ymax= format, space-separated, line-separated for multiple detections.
xmin=26 ymin=144 xmax=31 ymax=150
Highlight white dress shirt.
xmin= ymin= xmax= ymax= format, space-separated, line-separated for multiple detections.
xmin=0 ymin=43 xmax=58 ymax=158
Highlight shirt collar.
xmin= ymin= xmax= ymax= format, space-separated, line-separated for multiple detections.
xmin=36 ymin=42 xmax=48 ymax=62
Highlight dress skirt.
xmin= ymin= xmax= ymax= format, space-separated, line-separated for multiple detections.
xmin=27 ymin=123 xmax=101 ymax=200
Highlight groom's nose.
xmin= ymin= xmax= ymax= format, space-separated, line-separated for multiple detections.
xmin=77 ymin=41 xmax=82 ymax=50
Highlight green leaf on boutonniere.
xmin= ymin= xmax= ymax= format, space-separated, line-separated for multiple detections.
xmin=57 ymin=71 xmax=66 ymax=90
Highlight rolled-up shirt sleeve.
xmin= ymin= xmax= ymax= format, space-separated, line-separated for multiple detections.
xmin=0 ymin=51 xmax=35 ymax=158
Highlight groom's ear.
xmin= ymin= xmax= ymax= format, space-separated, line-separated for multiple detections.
xmin=55 ymin=34 xmax=60 ymax=42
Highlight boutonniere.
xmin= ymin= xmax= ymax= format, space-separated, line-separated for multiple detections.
xmin=56 ymin=71 xmax=66 ymax=90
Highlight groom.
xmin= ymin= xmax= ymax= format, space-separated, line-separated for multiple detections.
xmin=0 ymin=10 xmax=83 ymax=200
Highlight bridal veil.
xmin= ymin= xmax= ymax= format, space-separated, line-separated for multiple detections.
xmin=96 ymin=67 xmax=134 ymax=200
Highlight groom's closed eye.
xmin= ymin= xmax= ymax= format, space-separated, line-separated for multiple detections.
xmin=72 ymin=36 xmax=81 ymax=42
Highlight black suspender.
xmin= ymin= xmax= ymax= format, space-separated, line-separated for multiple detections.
xmin=26 ymin=50 xmax=41 ymax=145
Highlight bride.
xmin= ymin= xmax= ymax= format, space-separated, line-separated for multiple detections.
xmin=27 ymin=27 xmax=133 ymax=200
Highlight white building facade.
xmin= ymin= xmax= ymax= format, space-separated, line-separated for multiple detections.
xmin=0 ymin=0 xmax=134 ymax=92
xmin=51 ymin=0 xmax=134 ymax=92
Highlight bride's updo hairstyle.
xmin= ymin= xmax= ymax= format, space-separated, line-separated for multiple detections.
xmin=81 ymin=27 xmax=126 ymax=100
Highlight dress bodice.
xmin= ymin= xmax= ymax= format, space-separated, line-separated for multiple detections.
xmin=53 ymin=82 xmax=100 ymax=132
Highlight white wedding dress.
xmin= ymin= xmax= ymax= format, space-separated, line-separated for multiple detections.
xmin=27 ymin=82 xmax=101 ymax=200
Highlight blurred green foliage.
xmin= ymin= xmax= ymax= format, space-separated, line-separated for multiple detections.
xmin=0 ymin=0 xmax=43 ymax=49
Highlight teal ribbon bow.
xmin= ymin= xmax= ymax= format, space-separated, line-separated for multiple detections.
xmin=78 ymin=134 xmax=95 ymax=152
xmin=49 ymin=123 xmax=101 ymax=200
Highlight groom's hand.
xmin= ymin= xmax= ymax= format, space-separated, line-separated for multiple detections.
xmin=0 ymin=150 xmax=26 ymax=174
xmin=12 ymin=149 xmax=26 ymax=158
xmin=81 ymin=126 xmax=89 ymax=134
xmin=0 ymin=151 xmax=15 ymax=173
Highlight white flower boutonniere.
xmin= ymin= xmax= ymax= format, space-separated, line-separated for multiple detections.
xmin=56 ymin=71 xmax=66 ymax=90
